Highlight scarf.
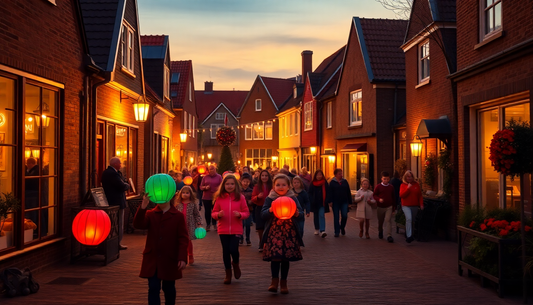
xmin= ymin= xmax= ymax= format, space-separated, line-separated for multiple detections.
xmin=267 ymin=189 xmax=296 ymax=201
xmin=312 ymin=179 xmax=326 ymax=205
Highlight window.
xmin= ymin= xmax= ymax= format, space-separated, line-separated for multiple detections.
xmin=245 ymin=148 xmax=272 ymax=168
xmin=210 ymin=124 xmax=223 ymax=139
xmin=188 ymin=113 xmax=192 ymax=136
xmin=189 ymin=82 xmax=192 ymax=102
xmin=265 ymin=121 xmax=273 ymax=140
xmin=183 ymin=111 xmax=187 ymax=134
xmin=419 ymin=41 xmax=430 ymax=83
xmin=245 ymin=125 xmax=252 ymax=140
xmin=215 ymin=113 xmax=225 ymax=120
xmin=155 ymin=135 xmax=169 ymax=174
xmin=255 ymin=99 xmax=262 ymax=111
xmin=349 ymin=90 xmax=362 ymax=126
xmin=110 ymin=124 xmax=137 ymax=196
xmin=121 ymin=24 xmax=134 ymax=73
xmin=342 ymin=153 xmax=369 ymax=190
xmin=253 ymin=122 xmax=264 ymax=140
xmin=326 ymin=102 xmax=332 ymax=128
xmin=285 ymin=115 xmax=289 ymax=137
xmin=481 ymin=0 xmax=502 ymax=39
xmin=192 ymin=116 xmax=196 ymax=138
xmin=280 ymin=117 xmax=284 ymax=138
xmin=304 ymin=102 xmax=313 ymax=131
xmin=164 ymin=66 xmax=170 ymax=99
xmin=296 ymin=114 xmax=299 ymax=135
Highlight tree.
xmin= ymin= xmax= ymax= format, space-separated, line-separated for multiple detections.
xmin=217 ymin=145 xmax=235 ymax=175
xmin=375 ymin=0 xmax=413 ymax=19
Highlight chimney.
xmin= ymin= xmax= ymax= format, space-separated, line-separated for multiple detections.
xmin=301 ymin=50 xmax=313 ymax=83
xmin=204 ymin=81 xmax=213 ymax=93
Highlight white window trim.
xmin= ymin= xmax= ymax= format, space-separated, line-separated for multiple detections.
xmin=253 ymin=122 xmax=265 ymax=140
xmin=349 ymin=90 xmax=362 ymax=127
xmin=245 ymin=125 xmax=252 ymax=140
xmin=188 ymin=113 xmax=192 ymax=136
xmin=215 ymin=113 xmax=224 ymax=120
xmin=480 ymin=0 xmax=502 ymax=41
xmin=183 ymin=111 xmax=187 ymax=133
xmin=304 ymin=102 xmax=313 ymax=131
xmin=326 ymin=102 xmax=332 ymax=129
xmin=418 ymin=40 xmax=430 ymax=84
xmin=164 ymin=66 xmax=170 ymax=99
xmin=265 ymin=121 xmax=273 ymax=140
xmin=295 ymin=114 xmax=299 ymax=135
xmin=192 ymin=116 xmax=196 ymax=138
xmin=210 ymin=124 xmax=222 ymax=139
xmin=121 ymin=24 xmax=135 ymax=74
xmin=189 ymin=82 xmax=192 ymax=102
xmin=255 ymin=99 xmax=262 ymax=111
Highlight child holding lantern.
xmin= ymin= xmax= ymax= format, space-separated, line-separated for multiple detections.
xmin=211 ymin=174 xmax=250 ymax=284
xmin=261 ymin=174 xmax=304 ymax=294
xmin=134 ymin=174 xmax=189 ymax=305
xmin=173 ymin=186 xmax=203 ymax=265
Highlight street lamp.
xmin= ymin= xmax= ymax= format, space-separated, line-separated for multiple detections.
xmin=189 ymin=157 xmax=194 ymax=164
xmin=207 ymin=153 xmax=212 ymax=159
xmin=410 ymin=135 xmax=423 ymax=178
xmin=310 ymin=146 xmax=317 ymax=154
xmin=328 ymin=155 xmax=335 ymax=163
xmin=133 ymin=95 xmax=149 ymax=122
xmin=180 ymin=133 xmax=187 ymax=143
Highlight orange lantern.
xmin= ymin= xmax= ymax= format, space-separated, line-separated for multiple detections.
xmin=72 ymin=209 xmax=111 ymax=246
xmin=272 ymin=196 xmax=296 ymax=220
xmin=183 ymin=176 xmax=193 ymax=185
xmin=197 ymin=165 xmax=207 ymax=175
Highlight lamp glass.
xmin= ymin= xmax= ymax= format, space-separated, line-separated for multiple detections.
xmin=133 ymin=102 xmax=149 ymax=122
xmin=180 ymin=133 xmax=187 ymax=142
xmin=207 ymin=153 xmax=212 ymax=159
xmin=410 ymin=142 xmax=423 ymax=157
xmin=310 ymin=147 xmax=316 ymax=154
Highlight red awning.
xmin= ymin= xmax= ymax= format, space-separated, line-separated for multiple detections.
xmin=340 ymin=143 xmax=367 ymax=152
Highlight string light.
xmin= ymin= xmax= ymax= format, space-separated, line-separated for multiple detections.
xmin=182 ymin=118 xmax=280 ymax=133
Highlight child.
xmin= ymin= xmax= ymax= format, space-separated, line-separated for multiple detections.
xmin=134 ymin=192 xmax=189 ymax=305
xmin=173 ymin=186 xmax=203 ymax=264
xmin=292 ymin=176 xmax=310 ymax=238
xmin=373 ymin=171 xmax=396 ymax=243
xmin=262 ymin=174 xmax=304 ymax=294
xmin=353 ymin=178 xmax=376 ymax=239
xmin=252 ymin=170 xmax=273 ymax=251
xmin=240 ymin=173 xmax=254 ymax=246
xmin=211 ymin=174 xmax=250 ymax=284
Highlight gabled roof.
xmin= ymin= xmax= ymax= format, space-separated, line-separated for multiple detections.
xmin=170 ymin=60 xmax=192 ymax=109
xmin=141 ymin=35 xmax=169 ymax=59
xmin=353 ymin=17 xmax=408 ymax=82
xmin=278 ymin=83 xmax=304 ymax=114
xmin=79 ymin=0 xmax=126 ymax=72
xmin=145 ymin=83 xmax=162 ymax=103
xmin=238 ymin=75 xmax=295 ymax=117
xmin=404 ymin=0 xmax=456 ymax=44
xmin=308 ymin=45 xmax=345 ymax=98
xmin=195 ymin=90 xmax=249 ymax=123
xmin=429 ymin=0 xmax=456 ymax=22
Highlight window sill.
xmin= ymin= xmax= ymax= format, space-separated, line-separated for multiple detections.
xmin=415 ymin=79 xmax=430 ymax=89
xmin=326 ymin=126 xmax=332 ymax=129
xmin=121 ymin=67 xmax=136 ymax=79
xmin=348 ymin=124 xmax=362 ymax=130
xmin=304 ymin=129 xmax=313 ymax=132
xmin=474 ymin=30 xmax=504 ymax=50
xmin=0 ymin=237 xmax=66 ymax=261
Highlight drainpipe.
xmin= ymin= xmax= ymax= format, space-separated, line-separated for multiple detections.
xmin=393 ymin=82 xmax=398 ymax=164
xmin=79 ymin=76 xmax=89 ymax=200
xmin=317 ymin=100 xmax=324 ymax=168
xmin=90 ymin=74 xmax=111 ymax=188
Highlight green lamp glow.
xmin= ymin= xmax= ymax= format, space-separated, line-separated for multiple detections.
xmin=145 ymin=173 xmax=176 ymax=204
xmin=194 ymin=227 xmax=207 ymax=239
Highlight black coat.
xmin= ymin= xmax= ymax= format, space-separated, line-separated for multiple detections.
xmin=308 ymin=181 xmax=330 ymax=213
xmin=101 ymin=166 xmax=130 ymax=209
xmin=329 ymin=178 xmax=352 ymax=206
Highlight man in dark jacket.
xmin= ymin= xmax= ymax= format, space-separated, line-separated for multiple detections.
xmin=329 ymin=168 xmax=353 ymax=237
xmin=101 ymin=157 xmax=130 ymax=250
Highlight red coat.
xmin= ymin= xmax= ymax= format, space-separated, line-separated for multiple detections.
xmin=134 ymin=205 xmax=190 ymax=281
xmin=211 ymin=193 xmax=250 ymax=235
xmin=252 ymin=184 xmax=272 ymax=207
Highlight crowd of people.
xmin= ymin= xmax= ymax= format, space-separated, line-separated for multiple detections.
xmin=132 ymin=162 xmax=423 ymax=305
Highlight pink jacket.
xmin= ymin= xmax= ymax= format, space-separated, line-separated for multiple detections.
xmin=212 ymin=193 xmax=250 ymax=235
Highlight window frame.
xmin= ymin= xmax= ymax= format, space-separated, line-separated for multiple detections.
xmin=304 ymin=102 xmax=313 ymax=131
xmin=163 ymin=66 xmax=170 ymax=99
xmin=418 ymin=40 xmax=430 ymax=84
xmin=245 ymin=125 xmax=253 ymax=140
xmin=183 ymin=111 xmax=187 ymax=134
xmin=326 ymin=102 xmax=332 ymax=129
xmin=480 ymin=0 xmax=502 ymax=41
xmin=265 ymin=121 xmax=273 ymax=140
xmin=253 ymin=122 xmax=265 ymax=140
xmin=189 ymin=81 xmax=192 ymax=102
xmin=210 ymin=124 xmax=222 ymax=139
xmin=255 ymin=99 xmax=262 ymax=111
xmin=192 ymin=116 xmax=196 ymax=138
xmin=121 ymin=24 xmax=135 ymax=74
xmin=349 ymin=90 xmax=362 ymax=126
xmin=215 ymin=113 xmax=224 ymax=120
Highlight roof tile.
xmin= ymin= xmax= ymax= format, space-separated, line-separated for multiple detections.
xmin=260 ymin=76 xmax=295 ymax=109
xmin=195 ymin=90 xmax=249 ymax=123
xmin=170 ymin=60 xmax=192 ymax=108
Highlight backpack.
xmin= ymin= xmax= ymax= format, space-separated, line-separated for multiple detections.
xmin=0 ymin=267 xmax=39 ymax=297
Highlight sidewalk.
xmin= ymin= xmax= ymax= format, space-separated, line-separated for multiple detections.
xmin=0 ymin=210 xmax=525 ymax=304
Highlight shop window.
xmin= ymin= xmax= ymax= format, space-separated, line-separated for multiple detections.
xmin=102 ymin=123 xmax=137 ymax=196
xmin=245 ymin=148 xmax=272 ymax=169
xmin=342 ymin=152 xmax=369 ymax=191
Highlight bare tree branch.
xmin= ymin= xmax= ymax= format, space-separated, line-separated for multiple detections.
xmin=375 ymin=0 xmax=414 ymax=19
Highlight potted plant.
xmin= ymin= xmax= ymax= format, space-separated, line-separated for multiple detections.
xmin=423 ymin=152 xmax=437 ymax=194
xmin=0 ymin=192 xmax=21 ymax=250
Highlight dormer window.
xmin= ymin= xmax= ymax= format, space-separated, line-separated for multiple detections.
xmin=121 ymin=24 xmax=135 ymax=74
xmin=255 ymin=99 xmax=262 ymax=111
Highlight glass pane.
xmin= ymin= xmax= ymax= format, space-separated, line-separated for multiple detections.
xmin=41 ymin=177 xmax=55 ymax=207
xmin=25 ymin=84 xmax=40 ymax=113
xmin=343 ymin=153 xmax=358 ymax=190
xmin=0 ymin=76 xmax=15 ymax=109
xmin=479 ymin=109 xmax=499 ymax=209
xmin=253 ymin=149 xmax=259 ymax=158
xmin=41 ymin=207 xmax=55 ymax=237
xmin=0 ymin=146 xmax=14 ymax=193
xmin=494 ymin=3 xmax=501 ymax=30
xmin=161 ymin=137 xmax=168 ymax=173
xmin=0 ymin=77 xmax=16 ymax=145
xmin=504 ymin=103 xmax=530 ymax=123
xmin=116 ymin=126 xmax=128 ymax=176
xmin=129 ymin=128 xmax=137 ymax=190
xmin=24 ymin=211 xmax=39 ymax=243
xmin=42 ymin=148 xmax=56 ymax=176
xmin=25 ymin=113 xmax=39 ymax=145
xmin=42 ymin=89 xmax=57 ymax=117
xmin=267 ymin=149 xmax=272 ymax=158
xmin=42 ymin=117 xmax=57 ymax=146
xmin=0 ymin=211 xmax=16 ymax=250
xmin=107 ymin=125 xmax=115 ymax=165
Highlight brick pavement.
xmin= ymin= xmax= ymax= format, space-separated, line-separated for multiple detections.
xmin=0 ymin=210 xmax=525 ymax=304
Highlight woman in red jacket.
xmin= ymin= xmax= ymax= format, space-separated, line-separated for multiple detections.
xmin=252 ymin=170 xmax=272 ymax=251
xmin=134 ymin=192 xmax=190 ymax=305
xmin=212 ymin=174 xmax=250 ymax=284
xmin=399 ymin=170 xmax=424 ymax=243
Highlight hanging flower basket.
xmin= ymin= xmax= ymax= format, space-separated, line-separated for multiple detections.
xmin=216 ymin=126 xmax=236 ymax=146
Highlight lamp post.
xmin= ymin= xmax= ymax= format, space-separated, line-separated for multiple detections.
xmin=410 ymin=135 xmax=423 ymax=179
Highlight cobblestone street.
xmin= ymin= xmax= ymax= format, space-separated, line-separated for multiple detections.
xmin=0 ymin=211 xmax=525 ymax=305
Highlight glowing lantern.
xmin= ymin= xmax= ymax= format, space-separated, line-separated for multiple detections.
xmin=72 ymin=209 xmax=111 ymax=246
xmin=272 ymin=196 xmax=296 ymax=220
xmin=194 ymin=227 xmax=207 ymax=239
xmin=183 ymin=176 xmax=193 ymax=185
xmin=233 ymin=172 xmax=240 ymax=180
xmin=197 ymin=165 xmax=207 ymax=175
xmin=145 ymin=173 xmax=176 ymax=204
xmin=133 ymin=96 xmax=149 ymax=122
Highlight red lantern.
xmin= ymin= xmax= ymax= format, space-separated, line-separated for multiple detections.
xmin=197 ymin=165 xmax=207 ymax=175
xmin=72 ymin=209 xmax=111 ymax=246
xmin=272 ymin=196 xmax=296 ymax=220
xmin=183 ymin=176 xmax=193 ymax=185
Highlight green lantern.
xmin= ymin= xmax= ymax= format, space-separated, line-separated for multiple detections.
xmin=145 ymin=174 xmax=176 ymax=204
xmin=194 ymin=227 xmax=207 ymax=239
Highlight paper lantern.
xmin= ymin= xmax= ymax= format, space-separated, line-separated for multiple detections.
xmin=72 ymin=209 xmax=111 ymax=246
xmin=183 ymin=176 xmax=193 ymax=185
xmin=145 ymin=173 xmax=177 ymax=204
xmin=272 ymin=196 xmax=296 ymax=220
xmin=194 ymin=227 xmax=207 ymax=239
xmin=197 ymin=165 xmax=207 ymax=175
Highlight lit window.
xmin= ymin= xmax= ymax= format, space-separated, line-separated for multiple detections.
xmin=255 ymin=99 xmax=262 ymax=111
xmin=121 ymin=25 xmax=135 ymax=73
xmin=265 ymin=121 xmax=273 ymax=140
xmin=349 ymin=90 xmax=362 ymax=126
xmin=481 ymin=0 xmax=502 ymax=39
xmin=245 ymin=125 xmax=252 ymax=140
xmin=419 ymin=41 xmax=430 ymax=83
xmin=326 ymin=102 xmax=332 ymax=128
xmin=253 ymin=122 xmax=264 ymax=140
xmin=304 ymin=102 xmax=313 ymax=131
xmin=189 ymin=82 xmax=192 ymax=102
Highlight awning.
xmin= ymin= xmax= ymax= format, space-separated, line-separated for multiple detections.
xmin=340 ymin=143 xmax=367 ymax=152
xmin=416 ymin=118 xmax=452 ymax=139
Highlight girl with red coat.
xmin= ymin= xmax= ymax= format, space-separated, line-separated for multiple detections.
xmin=134 ymin=193 xmax=190 ymax=305
xmin=211 ymin=174 xmax=250 ymax=284
xmin=251 ymin=170 xmax=273 ymax=251
xmin=399 ymin=170 xmax=424 ymax=243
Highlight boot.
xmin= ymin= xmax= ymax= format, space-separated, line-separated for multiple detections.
xmin=257 ymin=229 xmax=264 ymax=251
xmin=232 ymin=262 xmax=241 ymax=279
xmin=268 ymin=278 xmax=279 ymax=292
xmin=224 ymin=269 xmax=232 ymax=284
xmin=280 ymin=279 xmax=289 ymax=294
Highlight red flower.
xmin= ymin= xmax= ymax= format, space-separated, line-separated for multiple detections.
xmin=480 ymin=224 xmax=487 ymax=231
xmin=499 ymin=229 xmax=509 ymax=237
xmin=469 ymin=221 xmax=476 ymax=228
xmin=526 ymin=226 xmax=532 ymax=232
